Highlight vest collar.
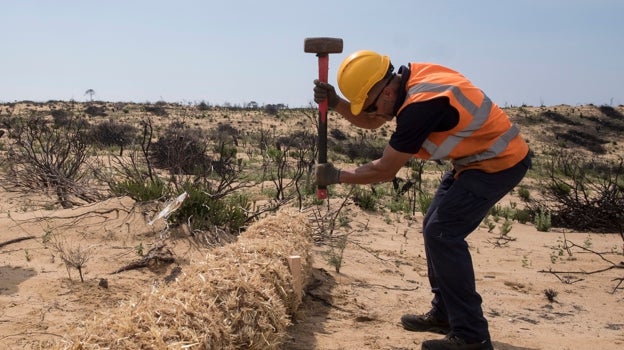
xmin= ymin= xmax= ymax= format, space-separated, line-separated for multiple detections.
xmin=393 ymin=65 xmax=410 ymax=115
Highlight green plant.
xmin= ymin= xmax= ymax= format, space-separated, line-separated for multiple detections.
xmin=352 ymin=186 xmax=377 ymax=211
xmin=549 ymin=236 xmax=572 ymax=264
xmin=42 ymin=227 xmax=52 ymax=244
xmin=490 ymin=204 xmax=515 ymax=220
xmin=326 ymin=234 xmax=348 ymax=273
xmin=518 ymin=186 xmax=531 ymax=201
xmin=487 ymin=218 xmax=516 ymax=247
xmin=417 ymin=191 xmax=433 ymax=215
xmin=338 ymin=215 xmax=351 ymax=228
xmin=310 ymin=188 xmax=356 ymax=274
xmin=499 ymin=219 xmax=513 ymax=236
xmin=389 ymin=196 xmax=410 ymax=213
xmin=534 ymin=208 xmax=552 ymax=232
xmin=550 ymin=182 xmax=572 ymax=197
xmin=583 ymin=235 xmax=593 ymax=248
xmin=135 ymin=242 xmax=144 ymax=256
xmin=513 ymin=208 xmax=532 ymax=224
xmin=521 ymin=255 xmax=531 ymax=268
xmin=483 ymin=216 xmax=496 ymax=233
xmin=170 ymin=183 xmax=250 ymax=234
xmin=111 ymin=177 xmax=168 ymax=202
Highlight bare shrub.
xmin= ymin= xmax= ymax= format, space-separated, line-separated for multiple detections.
xmin=48 ymin=234 xmax=94 ymax=282
xmin=84 ymin=104 xmax=107 ymax=117
xmin=330 ymin=128 xmax=348 ymax=141
xmin=599 ymin=105 xmax=623 ymax=119
xmin=101 ymin=118 xmax=167 ymax=202
xmin=50 ymin=109 xmax=72 ymax=127
xmin=540 ymin=110 xmax=580 ymax=126
xmin=150 ymin=121 xmax=212 ymax=174
xmin=197 ymin=101 xmax=210 ymax=111
xmin=4 ymin=115 xmax=97 ymax=208
xmin=211 ymin=123 xmax=240 ymax=145
xmin=89 ymin=118 xmax=139 ymax=155
xmin=261 ymin=130 xmax=317 ymax=202
xmin=338 ymin=138 xmax=384 ymax=162
xmin=586 ymin=115 xmax=624 ymax=132
xmin=143 ymin=104 xmax=168 ymax=117
xmin=531 ymin=149 xmax=624 ymax=232
xmin=554 ymin=130 xmax=607 ymax=154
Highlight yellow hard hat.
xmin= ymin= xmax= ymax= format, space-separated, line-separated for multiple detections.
xmin=337 ymin=50 xmax=390 ymax=115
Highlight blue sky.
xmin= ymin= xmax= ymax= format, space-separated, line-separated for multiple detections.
xmin=1 ymin=0 xmax=622 ymax=107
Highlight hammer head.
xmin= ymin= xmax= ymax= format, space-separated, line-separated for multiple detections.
xmin=304 ymin=37 xmax=343 ymax=54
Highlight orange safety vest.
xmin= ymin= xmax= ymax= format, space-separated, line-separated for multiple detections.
xmin=398 ymin=63 xmax=529 ymax=174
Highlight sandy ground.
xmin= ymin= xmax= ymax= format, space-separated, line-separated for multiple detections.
xmin=0 ymin=188 xmax=622 ymax=350
xmin=1 ymin=102 xmax=623 ymax=349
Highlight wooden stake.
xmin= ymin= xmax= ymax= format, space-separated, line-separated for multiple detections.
xmin=287 ymin=255 xmax=302 ymax=302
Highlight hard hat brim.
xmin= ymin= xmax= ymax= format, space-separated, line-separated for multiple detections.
xmin=350 ymin=100 xmax=365 ymax=116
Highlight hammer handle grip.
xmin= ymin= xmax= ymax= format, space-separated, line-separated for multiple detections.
xmin=317 ymin=54 xmax=329 ymax=199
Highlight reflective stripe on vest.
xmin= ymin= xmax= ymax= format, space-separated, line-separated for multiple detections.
xmin=453 ymin=123 xmax=520 ymax=166
xmin=407 ymin=82 xmax=515 ymax=165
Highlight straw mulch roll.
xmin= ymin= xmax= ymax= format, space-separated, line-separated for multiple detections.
xmin=61 ymin=209 xmax=313 ymax=350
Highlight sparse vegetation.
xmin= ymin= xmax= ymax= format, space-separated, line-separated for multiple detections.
xmin=534 ymin=208 xmax=552 ymax=232
xmin=1 ymin=101 xmax=624 ymax=349
xmin=48 ymin=234 xmax=94 ymax=282
xmin=530 ymin=149 xmax=623 ymax=232
xmin=2 ymin=114 xmax=100 ymax=208
xmin=352 ymin=186 xmax=378 ymax=211
xmin=544 ymin=288 xmax=558 ymax=303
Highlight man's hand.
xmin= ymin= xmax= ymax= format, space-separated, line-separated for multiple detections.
xmin=315 ymin=163 xmax=341 ymax=186
xmin=313 ymin=80 xmax=339 ymax=109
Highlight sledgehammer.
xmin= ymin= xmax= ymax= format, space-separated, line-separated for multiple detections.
xmin=304 ymin=37 xmax=343 ymax=199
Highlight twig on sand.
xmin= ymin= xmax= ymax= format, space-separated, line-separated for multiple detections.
xmin=111 ymin=241 xmax=175 ymax=274
xmin=0 ymin=235 xmax=36 ymax=248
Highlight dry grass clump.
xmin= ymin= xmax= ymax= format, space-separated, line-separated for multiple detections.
xmin=58 ymin=209 xmax=312 ymax=350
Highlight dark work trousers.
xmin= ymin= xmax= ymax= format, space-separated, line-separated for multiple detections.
xmin=422 ymin=154 xmax=531 ymax=342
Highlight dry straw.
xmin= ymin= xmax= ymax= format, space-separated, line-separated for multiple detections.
xmin=58 ymin=209 xmax=313 ymax=350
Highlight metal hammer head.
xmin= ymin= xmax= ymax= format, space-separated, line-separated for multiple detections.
xmin=304 ymin=37 xmax=343 ymax=54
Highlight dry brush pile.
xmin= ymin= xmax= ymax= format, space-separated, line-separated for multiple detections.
xmin=55 ymin=210 xmax=313 ymax=350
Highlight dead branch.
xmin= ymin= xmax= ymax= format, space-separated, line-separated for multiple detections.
xmin=612 ymin=278 xmax=624 ymax=294
xmin=539 ymin=267 xmax=585 ymax=284
xmin=486 ymin=235 xmax=517 ymax=248
xmin=538 ymin=236 xmax=624 ymax=291
xmin=18 ymin=206 xmax=131 ymax=224
xmin=535 ymin=152 xmax=624 ymax=232
xmin=308 ymin=187 xmax=355 ymax=243
xmin=352 ymin=280 xmax=419 ymax=291
xmin=243 ymin=198 xmax=289 ymax=224
xmin=0 ymin=235 xmax=36 ymax=248
xmin=111 ymin=241 xmax=175 ymax=274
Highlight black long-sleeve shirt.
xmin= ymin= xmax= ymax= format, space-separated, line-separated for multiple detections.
xmin=388 ymin=65 xmax=460 ymax=154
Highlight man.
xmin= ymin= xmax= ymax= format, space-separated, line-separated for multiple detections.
xmin=314 ymin=50 xmax=531 ymax=350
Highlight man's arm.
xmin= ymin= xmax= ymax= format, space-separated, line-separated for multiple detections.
xmin=339 ymin=143 xmax=413 ymax=184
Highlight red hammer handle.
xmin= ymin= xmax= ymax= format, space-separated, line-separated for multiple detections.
xmin=317 ymin=54 xmax=329 ymax=199
xmin=304 ymin=36 xmax=343 ymax=200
